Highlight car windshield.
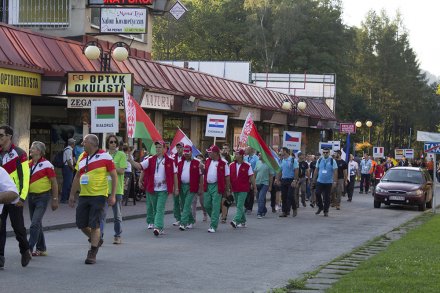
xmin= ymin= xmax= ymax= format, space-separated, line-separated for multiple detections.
xmin=382 ymin=169 xmax=424 ymax=184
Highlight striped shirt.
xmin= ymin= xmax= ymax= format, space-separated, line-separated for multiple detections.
xmin=76 ymin=150 xmax=115 ymax=197
xmin=29 ymin=158 xmax=56 ymax=193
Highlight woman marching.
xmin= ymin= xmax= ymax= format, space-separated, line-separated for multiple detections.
xmin=28 ymin=141 xmax=59 ymax=256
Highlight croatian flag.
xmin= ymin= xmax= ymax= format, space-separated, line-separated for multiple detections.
xmin=208 ymin=118 xmax=225 ymax=128
xmin=169 ymin=128 xmax=201 ymax=157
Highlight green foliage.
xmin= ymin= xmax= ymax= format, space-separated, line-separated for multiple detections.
xmin=328 ymin=214 xmax=440 ymax=292
xmin=152 ymin=1 xmax=439 ymax=154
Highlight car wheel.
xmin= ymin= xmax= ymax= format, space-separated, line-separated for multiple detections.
xmin=426 ymin=196 xmax=433 ymax=209
xmin=418 ymin=198 xmax=426 ymax=211
xmin=374 ymin=200 xmax=381 ymax=208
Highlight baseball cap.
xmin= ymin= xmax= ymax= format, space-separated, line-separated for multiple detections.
xmin=206 ymin=145 xmax=220 ymax=153
xmin=183 ymin=145 xmax=192 ymax=154
xmin=235 ymin=149 xmax=245 ymax=156
xmin=67 ymin=138 xmax=76 ymax=144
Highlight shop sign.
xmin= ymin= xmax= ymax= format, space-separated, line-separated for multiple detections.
xmin=0 ymin=68 xmax=40 ymax=96
xmin=100 ymin=8 xmax=147 ymax=34
xmin=205 ymin=114 xmax=228 ymax=138
xmin=339 ymin=123 xmax=356 ymax=134
xmin=67 ymin=72 xmax=133 ymax=96
xmin=140 ymin=92 xmax=174 ymax=109
xmin=68 ymin=97 xmax=124 ymax=109
xmin=91 ymin=100 xmax=119 ymax=133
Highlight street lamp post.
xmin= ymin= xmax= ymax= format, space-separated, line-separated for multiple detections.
xmin=83 ymin=41 xmax=130 ymax=71
xmin=281 ymin=98 xmax=307 ymax=127
xmin=355 ymin=120 xmax=373 ymax=154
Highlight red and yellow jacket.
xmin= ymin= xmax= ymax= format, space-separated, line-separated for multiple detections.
xmin=1 ymin=144 xmax=30 ymax=201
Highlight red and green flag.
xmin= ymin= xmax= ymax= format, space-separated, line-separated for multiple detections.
xmin=241 ymin=115 xmax=281 ymax=173
xmin=124 ymin=88 xmax=162 ymax=153
xmin=96 ymin=106 xmax=115 ymax=119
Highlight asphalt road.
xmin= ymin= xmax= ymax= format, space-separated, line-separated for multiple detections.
xmin=2 ymin=189 xmax=436 ymax=293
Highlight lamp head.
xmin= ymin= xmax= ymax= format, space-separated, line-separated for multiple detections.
xmin=355 ymin=121 xmax=362 ymax=128
xmin=281 ymin=100 xmax=292 ymax=111
xmin=112 ymin=46 xmax=129 ymax=62
xmin=84 ymin=45 xmax=101 ymax=60
xmin=366 ymin=120 xmax=373 ymax=128
xmin=297 ymin=101 xmax=307 ymax=111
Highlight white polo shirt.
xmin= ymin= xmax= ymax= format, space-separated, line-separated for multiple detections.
xmin=206 ymin=158 xmax=230 ymax=183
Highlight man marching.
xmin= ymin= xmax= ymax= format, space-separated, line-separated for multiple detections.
xmin=172 ymin=142 xmax=184 ymax=227
xmin=230 ymin=149 xmax=257 ymax=229
xmin=203 ymin=145 xmax=231 ymax=233
xmin=177 ymin=145 xmax=203 ymax=231
xmin=130 ymin=141 xmax=179 ymax=236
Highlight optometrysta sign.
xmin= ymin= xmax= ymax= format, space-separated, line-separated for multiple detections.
xmin=0 ymin=68 xmax=40 ymax=96
xmin=67 ymin=72 xmax=133 ymax=96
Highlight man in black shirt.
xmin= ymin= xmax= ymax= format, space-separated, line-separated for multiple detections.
xmin=332 ymin=150 xmax=348 ymax=210
xmin=309 ymin=153 xmax=319 ymax=208
xmin=295 ymin=152 xmax=309 ymax=208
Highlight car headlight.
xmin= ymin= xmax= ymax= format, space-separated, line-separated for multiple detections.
xmin=408 ymin=189 xmax=423 ymax=196
xmin=375 ymin=186 xmax=387 ymax=193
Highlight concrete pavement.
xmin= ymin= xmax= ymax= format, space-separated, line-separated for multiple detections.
xmin=2 ymin=188 xmax=436 ymax=293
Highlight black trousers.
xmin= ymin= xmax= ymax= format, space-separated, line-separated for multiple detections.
xmin=360 ymin=174 xmax=370 ymax=192
xmin=280 ymin=178 xmax=296 ymax=215
xmin=347 ymin=175 xmax=356 ymax=200
xmin=0 ymin=204 xmax=29 ymax=256
xmin=270 ymin=180 xmax=279 ymax=208
xmin=315 ymin=183 xmax=332 ymax=213
xmin=244 ymin=186 xmax=254 ymax=211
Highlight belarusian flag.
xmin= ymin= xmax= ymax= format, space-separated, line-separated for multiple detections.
xmin=247 ymin=120 xmax=281 ymax=173
xmin=124 ymin=88 xmax=162 ymax=142
xmin=96 ymin=106 xmax=115 ymax=119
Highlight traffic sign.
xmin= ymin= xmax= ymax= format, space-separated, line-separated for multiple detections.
xmin=424 ymin=142 xmax=440 ymax=153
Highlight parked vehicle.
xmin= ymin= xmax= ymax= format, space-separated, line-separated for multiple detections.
xmin=373 ymin=167 xmax=433 ymax=211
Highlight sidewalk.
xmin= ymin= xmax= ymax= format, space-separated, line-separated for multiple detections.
xmin=5 ymin=197 xmax=158 ymax=236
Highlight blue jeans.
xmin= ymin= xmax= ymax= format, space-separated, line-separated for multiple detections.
xmin=61 ymin=165 xmax=73 ymax=202
xmin=101 ymin=195 xmax=123 ymax=238
xmin=257 ymin=184 xmax=269 ymax=216
xmin=28 ymin=192 xmax=50 ymax=252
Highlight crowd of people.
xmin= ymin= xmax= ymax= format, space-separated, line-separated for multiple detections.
xmin=0 ymin=123 xmax=437 ymax=267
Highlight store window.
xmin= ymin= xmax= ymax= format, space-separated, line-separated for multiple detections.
xmin=163 ymin=115 xmax=190 ymax=143
xmin=0 ymin=97 xmax=10 ymax=125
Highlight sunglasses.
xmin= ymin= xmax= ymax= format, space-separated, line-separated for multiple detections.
xmin=322 ymin=151 xmax=329 ymax=154
xmin=109 ymin=140 xmax=117 ymax=144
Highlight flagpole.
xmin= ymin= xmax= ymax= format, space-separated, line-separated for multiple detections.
xmin=214 ymin=136 xmax=217 ymax=146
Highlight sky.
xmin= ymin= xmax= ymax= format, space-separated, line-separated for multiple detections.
xmin=341 ymin=0 xmax=440 ymax=78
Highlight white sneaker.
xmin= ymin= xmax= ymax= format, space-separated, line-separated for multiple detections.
xmin=147 ymin=224 xmax=154 ymax=230
xmin=257 ymin=215 xmax=262 ymax=219
xmin=237 ymin=223 xmax=247 ymax=228
xmin=172 ymin=221 xmax=180 ymax=226
xmin=186 ymin=224 xmax=193 ymax=229
xmin=179 ymin=225 xmax=186 ymax=231
xmin=208 ymin=227 xmax=216 ymax=233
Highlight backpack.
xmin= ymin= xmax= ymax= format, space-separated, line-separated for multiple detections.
xmin=53 ymin=148 xmax=67 ymax=168
xmin=317 ymin=157 xmax=334 ymax=171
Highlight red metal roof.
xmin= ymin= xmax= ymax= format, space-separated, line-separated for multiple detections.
xmin=0 ymin=22 xmax=336 ymax=121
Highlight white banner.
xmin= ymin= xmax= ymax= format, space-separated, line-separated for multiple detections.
xmin=417 ymin=131 xmax=440 ymax=142
xmin=91 ymin=100 xmax=119 ymax=133
xmin=205 ymin=114 xmax=228 ymax=138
